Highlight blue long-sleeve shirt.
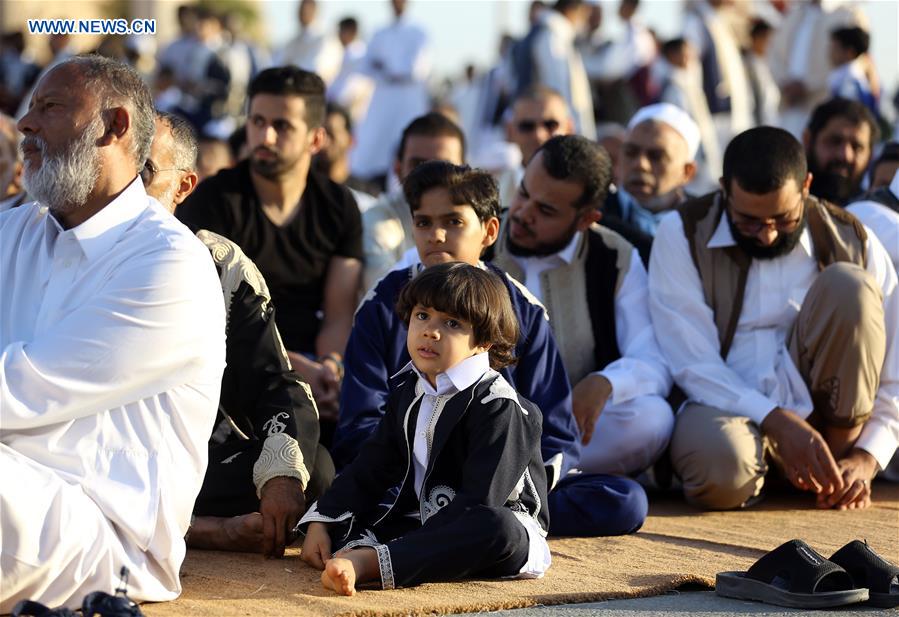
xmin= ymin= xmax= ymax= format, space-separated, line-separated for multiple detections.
xmin=333 ymin=263 xmax=580 ymax=485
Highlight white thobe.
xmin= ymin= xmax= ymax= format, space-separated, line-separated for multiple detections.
xmin=532 ymin=10 xmax=595 ymax=140
xmin=328 ymin=40 xmax=375 ymax=124
xmin=276 ymin=24 xmax=344 ymax=87
xmin=350 ymin=16 xmax=430 ymax=179
xmin=0 ymin=180 xmax=226 ymax=610
xmin=510 ymin=235 xmax=674 ymax=475
xmin=682 ymin=1 xmax=752 ymax=143
xmin=649 ymin=210 xmax=899 ymax=471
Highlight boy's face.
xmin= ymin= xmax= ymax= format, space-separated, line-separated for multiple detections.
xmin=406 ymin=304 xmax=489 ymax=386
xmin=412 ymin=187 xmax=500 ymax=267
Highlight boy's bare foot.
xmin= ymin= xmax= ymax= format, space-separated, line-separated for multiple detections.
xmin=321 ymin=548 xmax=380 ymax=596
xmin=187 ymin=513 xmax=264 ymax=552
xmin=322 ymin=558 xmax=357 ymax=596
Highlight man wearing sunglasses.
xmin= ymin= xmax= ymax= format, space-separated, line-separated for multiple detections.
xmin=649 ymin=126 xmax=898 ymax=512
xmin=498 ymin=87 xmax=573 ymax=210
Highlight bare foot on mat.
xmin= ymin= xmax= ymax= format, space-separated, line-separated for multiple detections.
xmin=322 ymin=558 xmax=357 ymax=596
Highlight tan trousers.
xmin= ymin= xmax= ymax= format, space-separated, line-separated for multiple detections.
xmin=670 ymin=263 xmax=886 ymax=510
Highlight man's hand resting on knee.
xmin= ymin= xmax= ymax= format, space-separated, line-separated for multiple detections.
xmin=761 ymin=407 xmax=844 ymax=497
xmin=572 ymin=374 xmax=613 ymax=445
xmin=259 ymin=476 xmax=306 ymax=558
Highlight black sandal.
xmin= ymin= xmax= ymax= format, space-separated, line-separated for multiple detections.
xmin=830 ymin=540 xmax=899 ymax=608
xmin=716 ymin=539 xmax=869 ymax=608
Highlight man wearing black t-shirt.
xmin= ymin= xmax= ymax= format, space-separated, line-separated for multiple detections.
xmin=178 ymin=67 xmax=363 ymax=421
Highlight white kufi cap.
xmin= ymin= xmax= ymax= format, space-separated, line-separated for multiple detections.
xmin=627 ymin=103 xmax=701 ymax=161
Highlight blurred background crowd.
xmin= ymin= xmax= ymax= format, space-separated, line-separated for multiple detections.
xmin=1 ymin=0 xmax=897 ymax=201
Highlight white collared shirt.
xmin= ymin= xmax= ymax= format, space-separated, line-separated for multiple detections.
xmin=0 ymin=179 xmax=226 ymax=598
xmin=649 ymin=209 xmax=899 ymax=469
xmin=512 ymin=232 xmax=671 ymax=402
xmin=409 ymin=352 xmax=490 ymax=498
xmin=510 ymin=233 xmax=580 ymax=305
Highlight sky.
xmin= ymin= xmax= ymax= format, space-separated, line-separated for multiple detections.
xmin=264 ymin=0 xmax=899 ymax=97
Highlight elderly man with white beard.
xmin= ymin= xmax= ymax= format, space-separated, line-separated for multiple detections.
xmin=0 ymin=56 xmax=225 ymax=611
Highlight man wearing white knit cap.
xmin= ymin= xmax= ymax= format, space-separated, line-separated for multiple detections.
xmin=604 ymin=103 xmax=700 ymax=246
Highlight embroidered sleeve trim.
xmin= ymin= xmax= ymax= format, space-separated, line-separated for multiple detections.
xmin=294 ymin=502 xmax=353 ymax=532
xmin=253 ymin=432 xmax=310 ymax=496
xmin=375 ymin=544 xmax=396 ymax=590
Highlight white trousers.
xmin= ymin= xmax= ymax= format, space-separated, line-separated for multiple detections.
xmin=577 ymin=395 xmax=674 ymax=476
xmin=0 ymin=444 xmax=144 ymax=612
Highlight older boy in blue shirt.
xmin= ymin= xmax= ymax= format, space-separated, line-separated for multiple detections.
xmin=334 ymin=161 xmax=647 ymax=536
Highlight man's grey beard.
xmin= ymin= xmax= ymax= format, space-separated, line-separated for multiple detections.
xmin=22 ymin=116 xmax=104 ymax=216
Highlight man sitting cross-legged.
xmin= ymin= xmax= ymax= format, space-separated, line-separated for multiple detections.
xmin=649 ymin=126 xmax=898 ymax=511
xmin=143 ymin=110 xmax=335 ymax=557
xmin=1 ymin=56 xmax=224 ymax=611
xmin=333 ymin=160 xmax=648 ymax=537
xmin=492 ymin=134 xmax=674 ymax=478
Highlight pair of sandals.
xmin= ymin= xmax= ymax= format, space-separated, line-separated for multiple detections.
xmin=717 ymin=539 xmax=899 ymax=609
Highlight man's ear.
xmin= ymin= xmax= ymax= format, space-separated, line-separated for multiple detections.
xmin=173 ymin=171 xmax=200 ymax=206
xmin=801 ymin=128 xmax=811 ymax=151
xmin=307 ymin=126 xmax=327 ymax=155
xmin=393 ymin=158 xmax=404 ymax=183
xmin=482 ymin=216 xmax=501 ymax=248
xmin=576 ymin=207 xmax=601 ymax=232
xmin=801 ymin=171 xmax=813 ymax=195
xmin=99 ymin=107 xmax=130 ymax=146
xmin=684 ymin=161 xmax=697 ymax=183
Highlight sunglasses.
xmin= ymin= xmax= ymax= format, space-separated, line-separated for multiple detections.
xmin=140 ymin=160 xmax=188 ymax=186
xmin=516 ymin=119 xmax=561 ymax=133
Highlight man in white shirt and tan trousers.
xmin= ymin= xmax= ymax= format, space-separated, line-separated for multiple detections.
xmin=0 ymin=56 xmax=225 ymax=610
xmin=650 ymin=126 xmax=898 ymax=511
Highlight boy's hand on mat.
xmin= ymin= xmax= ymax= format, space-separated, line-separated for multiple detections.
xmin=762 ymin=408 xmax=843 ymax=496
xmin=818 ymin=449 xmax=877 ymax=510
xmin=260 ymin=476 xmax=306 ymax=558
xmin=572 ymin=374 xmax=613 ymax=445
xmin=301 ymin=523 xmax=332 ymax=570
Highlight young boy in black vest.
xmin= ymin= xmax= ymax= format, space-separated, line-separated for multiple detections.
xmin=299 ymin=262 xmax=550 ymax=594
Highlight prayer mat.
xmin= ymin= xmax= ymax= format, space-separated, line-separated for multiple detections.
xmin=143 ymin=482 xmax=899 ymax=617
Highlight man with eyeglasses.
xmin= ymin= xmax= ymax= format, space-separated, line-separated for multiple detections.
xmin=649 ymin=126 xmax=898 ymax=512
xmin=143 ymin=110 xmax=335 ymax=559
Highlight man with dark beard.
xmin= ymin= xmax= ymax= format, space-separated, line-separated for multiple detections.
xmin=177 ymin=66 xmax=363 ymax=429
xmin=649 ymin=126 xmax=898 ymax=512
xmin=1 ymin=56 xmax=225 ymax=610
xmin=803 ymin=97 xmax=879 ymax=206
xmin=491 ymin=135 xmax=674 ymax=479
